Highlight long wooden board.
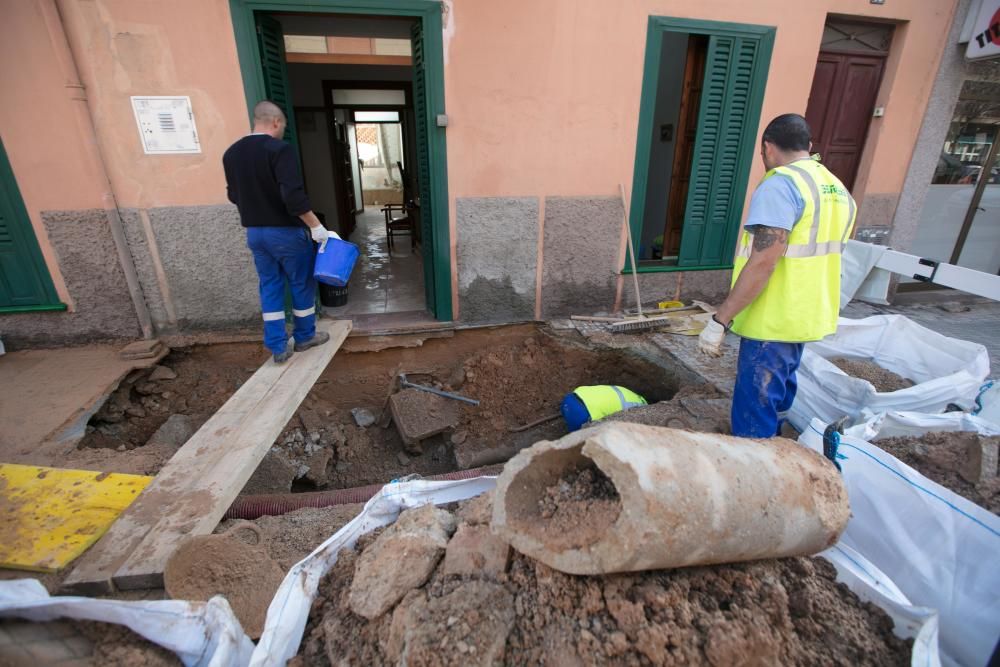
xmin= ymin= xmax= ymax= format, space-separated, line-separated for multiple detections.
xmin=62 ymin=320 xmax=351 ymax=594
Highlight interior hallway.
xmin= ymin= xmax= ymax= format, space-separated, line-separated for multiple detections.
xmin=320 ymin=208 xmax=426 ymax=318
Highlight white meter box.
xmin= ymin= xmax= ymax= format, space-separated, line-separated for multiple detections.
xmin=131 ymin=96 xmax=201 ymax=154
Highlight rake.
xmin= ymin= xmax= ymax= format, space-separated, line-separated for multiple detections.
xmin=609 ymin=184 xmax=682 ymax=333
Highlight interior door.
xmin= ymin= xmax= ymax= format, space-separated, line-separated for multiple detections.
xmin=805 ymin=52 xmax=885 ymax=189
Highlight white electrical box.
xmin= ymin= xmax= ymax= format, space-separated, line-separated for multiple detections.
xmin=131 ymin=96 xmax=201 ymax=154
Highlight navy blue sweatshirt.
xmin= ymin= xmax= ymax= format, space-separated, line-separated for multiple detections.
xmin=223 ymin=134 xmax=312 ymax=228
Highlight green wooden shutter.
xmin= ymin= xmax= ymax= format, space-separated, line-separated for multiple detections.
xmin=255 ymin=15 xmax=299 ymax=154
xmin=678 ymin=35 xmax=763 ymax=267
xmin=411 ymin=20 xmax=435 ymax=305
xmin=0 ymin=137 xmax=61 ymax=309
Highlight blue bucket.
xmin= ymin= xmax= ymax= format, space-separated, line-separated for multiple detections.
xmin=314 ymin=238 xmax=360 ymax=287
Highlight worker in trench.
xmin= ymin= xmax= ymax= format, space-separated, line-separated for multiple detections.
xmin=560 ymin=385 xmax=648 ymax=431
xmin=698 ymin=113 xmax=857 ymax=437
xmin=223 ymin=100 xmax=333 ymax=363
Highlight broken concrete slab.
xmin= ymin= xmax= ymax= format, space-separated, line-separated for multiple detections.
xmin=960 ymin=434 xmax=999 ymax=486
xmin=119 ymin=339 xmax=168 ymax=361
xmin=348 ymin=504 xmax=457 ymax=619
xmin=442 ymin=523 xmax=510 ymax=578
xmin=240 ymin=449 xmax=297 ymax=495
xmin=148 ymin=365 xmax=178 ymax=381
xmin=351 ymin=407 xmax=376 ymax=428
xmin=389 ymin=388 xmax=462 ymax=452
xmin=145 ymin=414 xmax=199 ymax=449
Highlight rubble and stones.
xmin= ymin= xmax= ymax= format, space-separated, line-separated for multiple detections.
xmin=293 ymin=494 xmax=913 ymax=666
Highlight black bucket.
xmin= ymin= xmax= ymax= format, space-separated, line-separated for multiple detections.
xmin=319 ymin=282 xmax=348 ymax=307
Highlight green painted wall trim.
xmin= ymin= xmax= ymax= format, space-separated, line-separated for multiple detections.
xmin=0 ymin=136 xmax=62 ymax=308
xmin=227 ymin=0 xmax=452 ymax=321
xmin=0 ymin=303 xmax=68 ymax=314
xmin=626 ymin=16 xmax=775 ymax=274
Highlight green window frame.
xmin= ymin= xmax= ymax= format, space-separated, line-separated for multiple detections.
xmin=228 ymin=0 xmax=452 ymax=321
xmin=0 ymin=136 xmax=65 ymax=313
xmin=625 ymin=17 xmax=775 ymax=274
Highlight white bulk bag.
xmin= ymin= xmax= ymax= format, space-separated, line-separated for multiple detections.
xmin=0 ymin=580 xmax=254 ymax=667
xmin=789 ymin=315 xmax=989 ymax=432
xmin=800 ymin=419 xmax=999 ymax=667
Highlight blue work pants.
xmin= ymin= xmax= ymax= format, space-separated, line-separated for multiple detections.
xmin=246 ymin=226 xmax=317 ymax=355
xmin=731 ymin=338 xmax=804 ymax=438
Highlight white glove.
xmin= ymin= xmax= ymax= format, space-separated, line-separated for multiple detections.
xmin=698 ymin=316 xmax=727 ymax=357
xmin=310 ymin=225 xmax=330 ymax=244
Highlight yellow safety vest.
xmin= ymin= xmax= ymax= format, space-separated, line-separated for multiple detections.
xmin=573 ymin=385 xmax=647 ymax=422
xmin=730 ymin=158 xmax=857 ymax=342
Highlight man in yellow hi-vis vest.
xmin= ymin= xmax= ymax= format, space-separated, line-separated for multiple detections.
xmin=698 ymin=114 xmax=856 ymax=438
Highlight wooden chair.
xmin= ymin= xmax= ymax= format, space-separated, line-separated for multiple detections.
xmin=381 ymin=161 xmax=416 ymax=250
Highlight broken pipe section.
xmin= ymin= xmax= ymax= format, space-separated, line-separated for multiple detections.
xmin=492 ymin=422 xmax=850 ymax=575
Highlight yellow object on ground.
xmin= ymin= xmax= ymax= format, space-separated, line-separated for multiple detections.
xmin=0 ymin=464 xmax=152 ymax=572
xmin=656 ymin=300 xmax=684 ymax=310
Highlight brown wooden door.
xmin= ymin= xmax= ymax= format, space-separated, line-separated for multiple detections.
xmin=805 ymin=52 xmax=885 ymax=189
xmin=663 ymin=35 xmax=708 ymax=257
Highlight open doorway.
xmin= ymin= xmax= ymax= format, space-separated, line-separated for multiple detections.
xmin=229 ymin=2 xmax=451 ymax=322
xmin=629 ymin=20 xmax=774 ymax=272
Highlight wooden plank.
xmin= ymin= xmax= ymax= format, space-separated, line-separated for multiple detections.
xmin=62 ymin=320 xmax=351 ymax=593
xmin=285 ymin=52 xmax=411 ymax=66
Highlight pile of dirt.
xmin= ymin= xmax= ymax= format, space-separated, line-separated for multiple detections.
xmin=829 ymin=357 xmax=915 ymax=393
xmin=535 ymin=465 xmax=621 ymax=551
xmin=216 ymin=504 xmax=364 ymax=570
xmin=71 ymin=620 xmax=181 ymax=666
xmin=451 ymin=335 xmax=679 ymax=464
xmin=293 ymin=495 xmax=912 ymax=666
xmin=875 ymin=431 xmax=1000 ymax=513
xmin=606 ymin=393 xmax=731 ymax=433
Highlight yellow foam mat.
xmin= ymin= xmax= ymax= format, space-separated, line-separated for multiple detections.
xmin=0 ymin=464 xmax=152 ymax=572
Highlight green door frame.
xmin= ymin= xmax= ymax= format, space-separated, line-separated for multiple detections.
xmin=626 ymin=17 xmax=775 ymax=274
xmin=228 ymin=0 xmax=452 ymax=321
xmin=0 ymin=136 xmax=65 ymax=313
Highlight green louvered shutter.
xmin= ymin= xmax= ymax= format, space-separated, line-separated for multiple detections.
xmin=255 ymin=15 xmax=299 ymax=154
xmin=411 ymin=20 xmax=435 ymax=305
xmin=0 ymin=137 xmax=59 ymax=308
xmin=678 ymin=35 xmax=763 ymax=267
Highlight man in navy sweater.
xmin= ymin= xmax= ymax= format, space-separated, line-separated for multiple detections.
xmin=223 ymin=101 xmax=335 ymax=363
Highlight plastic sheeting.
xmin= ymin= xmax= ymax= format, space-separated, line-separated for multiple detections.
xmin=789 ymin=315 xmax=990 ymax=432
xmin=248 ymin=476 xmax=939 ymax=667
xmin=800 ymin=419 xmax=999 ymax=667
xmin=0 ymin=579 xmax=254 ymax=667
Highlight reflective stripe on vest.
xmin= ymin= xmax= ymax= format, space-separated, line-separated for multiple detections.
xmin=730 ymin=158 xmax=856 ymax=343
xmin=573 ymin=385 xmax=647 ymax=422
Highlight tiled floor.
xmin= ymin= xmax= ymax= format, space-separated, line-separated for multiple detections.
xmin=320 ymin=209 xmax=428 ymax=318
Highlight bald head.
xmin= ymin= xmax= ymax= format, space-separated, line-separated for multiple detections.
xmin=252 ymin=101 xmax=287 ymax=139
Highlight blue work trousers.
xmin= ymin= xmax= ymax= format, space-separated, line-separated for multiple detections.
xmin=731 ymin=338 xmax=804 ymax=438
xmin=246 ymin=226 xmax=317 ymax=355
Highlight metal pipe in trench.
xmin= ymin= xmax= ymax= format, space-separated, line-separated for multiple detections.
xmin=225 ymin=464 xmax=505 ymax=520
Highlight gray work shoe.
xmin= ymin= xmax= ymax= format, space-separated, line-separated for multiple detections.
xmin=296 ymin=331 xmax=330 ymax=352
xmin=273 ymin=347 xmax=294 ymax=363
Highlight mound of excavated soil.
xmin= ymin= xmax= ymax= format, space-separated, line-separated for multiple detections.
xmin=829 ymin=358 xmax=915 ymax=393
xmin=875 ymin=431 xmax=1000 ymax=514
xmin=292 ymin=496 xmax=912 ymax=666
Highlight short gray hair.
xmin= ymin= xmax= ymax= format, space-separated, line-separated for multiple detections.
xmin=253 ymin=100 xmax=285 ymax=123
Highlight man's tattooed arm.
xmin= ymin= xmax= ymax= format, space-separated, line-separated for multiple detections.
xmin=752 ymin=226 xmax=789 ymax=252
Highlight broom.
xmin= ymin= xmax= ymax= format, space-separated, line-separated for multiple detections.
xmin=609 ymin=185 xmax=686 ymax=333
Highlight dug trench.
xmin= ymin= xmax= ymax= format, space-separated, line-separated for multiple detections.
xmin=69 ymin=323 xmax=694 ymax=495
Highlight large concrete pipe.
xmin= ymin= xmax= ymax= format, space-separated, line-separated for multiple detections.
xmin=491 ymin=422 xmax=850 ymax=575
